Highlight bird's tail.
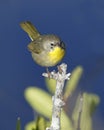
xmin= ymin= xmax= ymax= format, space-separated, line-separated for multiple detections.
xmin=20 ymin=21 xmax=40 ymax=41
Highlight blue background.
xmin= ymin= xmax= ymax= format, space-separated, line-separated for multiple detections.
xmin=0 ymin=0 xmax=104 ymax=130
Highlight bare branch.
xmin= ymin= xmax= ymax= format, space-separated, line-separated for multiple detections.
xmin=43 ymin=63 xmax=71 ymax=130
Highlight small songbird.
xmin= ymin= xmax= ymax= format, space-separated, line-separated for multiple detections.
xmin=20 ymin=21 xmax=65 ymax=67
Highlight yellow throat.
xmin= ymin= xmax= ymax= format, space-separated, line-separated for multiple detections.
xmin=48 ymin=46 xmax=65 ymax=65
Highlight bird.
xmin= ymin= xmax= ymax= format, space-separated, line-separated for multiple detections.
xmin=20 ymin=21 xmax=65 ymax=68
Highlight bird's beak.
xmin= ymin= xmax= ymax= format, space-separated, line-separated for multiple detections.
xmin=60 ymin=41 xmax=65 ymax=49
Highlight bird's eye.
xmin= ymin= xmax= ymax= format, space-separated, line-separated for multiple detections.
xmin=51 ymin=43 xmax=54 ymax=46
xmin=50 ymin=43 xmax=55 ymax=49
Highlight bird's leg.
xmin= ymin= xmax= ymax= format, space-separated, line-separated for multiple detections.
xmin=57 ymin=65 xmax=63 ymax=74
xmin=46 ymin=67 xmax=51 ymax=78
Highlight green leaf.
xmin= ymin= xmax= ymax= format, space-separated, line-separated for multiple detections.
xmin=16 ymin=117 xmax=21 ymax=130
xmin=25 ymin=121 xmax=36 ymax=130
xmin=64 ymin=66 xmax=83 ymax=100
xmin=24 ymin=87 xmax=74 ymax=130
xmin=45 ymin=78 xmax=56 ymax=94
xmin=25 ymin=113 xmax=74 ymax=130
xmin=25 ymin=117 xmax=50 ymax=130
xmin=80 ymin=93 xmax=100 ymax=130
xmin=24 ymin=87 xmax=52 ymax=118
xmin=35 ymin=116 xmax=47 ymax=130
xmin=72 ymin=93 xmax=100 ymax=130
xmin=61 ymin=111 xmax=74 ymax=130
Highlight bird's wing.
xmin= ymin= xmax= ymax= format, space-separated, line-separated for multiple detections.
xmin=27 ymin=41 xmax=43 ymax=54
xmin=20 ymin=21 xmax=40 ymax=41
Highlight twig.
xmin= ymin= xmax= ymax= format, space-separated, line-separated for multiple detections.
xmin=42 ymin=63 xmax=71 ymax=130
xmin=77 ymin=93 xmax=83 ymax=130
